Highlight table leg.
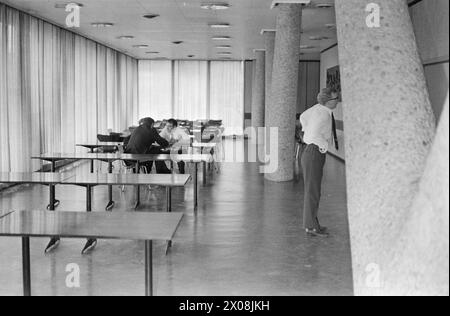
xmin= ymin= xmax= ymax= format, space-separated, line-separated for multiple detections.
xmin=194 ymin=162 xmax=198 ymax=211
xmin=106 ymin=161 xmax=114 ymax=211
xmin=145 ymin=240 xmax=153 ymax=296
xmin=166 ymin=187 xmax=172 ymax=252
xmin=47 ymin=160 xmax=60 ymax=210
xmin=203 ymin=161 xmax=207 ymax=186
xmin=135 ymin=161 xmax=140 ymax=210
xmin=82 ymin=185 xmax=97 ymax=254
xmin=45 ymin=163 xmax=60 ymax=253
xmin=22 ymin=237 xmax=31 ymax=296
xmin=90 ymin=148 xmax=94 ymax=173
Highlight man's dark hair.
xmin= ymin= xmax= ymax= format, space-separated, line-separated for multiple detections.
xmin=296 ymin=113 xmax=301 ymax=120
xmin=167 ymin=118 xmax=178 ymax=127
xmin=139 ymin=117 xmax=155 ymax=128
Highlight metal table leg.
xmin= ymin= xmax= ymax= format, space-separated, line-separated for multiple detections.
xmin=194 ymin=162 xmax=198 ymax=211
xmin=166 ymin=187 xmax=173 ymax=252
xmin=22 ymin=237 xmax=31 ymax=296
xmin=135 ymin=161 xmax=140 ymax=210
xmin=82 ymin=185 xmax=97 ymax=254
xmin=90 ymin=148 xmax=94 ymax=173
xmin=203 ymin=161 xmax=207 ymax=186
xmin=145 ymin=240 xmax=153 ymax=296
xmin=106 ymin=161 xmax=115 ymax=211
xmin=45 ymin=159 xmax=60 ymax=253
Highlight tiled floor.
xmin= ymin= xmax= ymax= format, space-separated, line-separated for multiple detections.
xmin=0 ymin=140 xmax=353 ymax=296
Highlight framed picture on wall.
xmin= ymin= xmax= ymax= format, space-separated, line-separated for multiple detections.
xmin=326 ymin=65 xmax=342 ymax=101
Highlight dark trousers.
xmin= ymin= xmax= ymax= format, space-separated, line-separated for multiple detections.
xmin=145 ymin=147 xmax=171 ymax=174
xmin=301 ymin=144 xmax=326 ymax=230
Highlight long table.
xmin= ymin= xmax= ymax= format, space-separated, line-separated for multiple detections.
xmin=32 ymin=153 xmax=213 ymax=209
xmin=0 ymin=172 xmax=190 ymax=253
xmin=0 ymin=210 xmax=183 ymax=296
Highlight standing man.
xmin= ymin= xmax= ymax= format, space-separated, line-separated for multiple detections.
xmin=300 ymin=88 xmax=340 ymax=237
xmin=160 ymin=119 xmax=190 ymax=174
xmin=125 ymin=117 xmax=171 ymax=174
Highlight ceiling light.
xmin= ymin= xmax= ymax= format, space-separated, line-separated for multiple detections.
xmin=188 ymin=55 xmax=195 ymax=58
xmin=133 ymin=45 xmax=149 ymax=48
xmin=212 ymin=36 xmax=231 ymax=40
xmin=316 ymin=3 xmax=334 ymax=8
xmin=218 ymin=52 xmax=232 ymax=55
xmin=309 ymin=36 xmax=329 ymax=41
xmin=300 ymin=45 xmax=315 ymax=49
xmin=216 ymin=45 xmax=231 ymax=49
xmin=117 ymin=35 xmax=134 ymax=39
xmin=209 ymin=23 xmax=231 ymax=28
xmin=54 ymin=2 xmax=83 ymax=9
xmin=91 ymin=22 xmax=114 ymax=27
xmin=172 ymin=41 xmax=184 ymax=45
xmin=146 ymin=51 xmax=160 ymax=54
xmin=201 ymin=3 xmax=230 ymax=10
xmin=143 ymin=14 xmax=160 ymax=19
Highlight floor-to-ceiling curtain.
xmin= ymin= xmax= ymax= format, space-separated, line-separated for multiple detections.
xmin=137 ymin=60 xmax=244 ymax=132
xmin=174 ymin=61 xmax=208 ymax=120
xmin=210 ymin=61 xmax=244 ymax=135
xmin=0 ymin=4 xmax=138 ymax=171
xmin=138 ymin=60 xmax=173 ymax=120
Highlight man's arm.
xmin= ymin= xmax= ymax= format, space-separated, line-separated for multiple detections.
xmin=152 ymin=128 xmax=170 ymax=148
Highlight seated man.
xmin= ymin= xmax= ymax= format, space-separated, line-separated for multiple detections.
xmin=125 ymin=117 xmax=171 ymax=174
xmin=160 ymin=118 xmax=190 ymax=174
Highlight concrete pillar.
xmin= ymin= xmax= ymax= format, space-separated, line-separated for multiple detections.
xmin=251 ymin=50 xmax=265 ymax=128
xmin=262 ymin=30 xmax=276 ymax=110
xmin=385 ymin=96 xmax=449 ymax=296
xmin=335 ymin=0 xmax=437 ymax=295
xmin=264 ymin=4 xmax=302 ymax=182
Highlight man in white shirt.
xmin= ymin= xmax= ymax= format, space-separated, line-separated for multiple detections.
xmin=160 ymin=119 xmax=190 ymax=173
xmin=300 ymin=88 xmax=340 ymax=237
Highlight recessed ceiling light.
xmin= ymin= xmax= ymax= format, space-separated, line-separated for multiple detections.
xmin=91 ymin=22 xmax=114 ymax=27
xmin=201 ymin=3 xmax=230 ymax=10
xmin=218 ymin=52 xmax=232 ymax=55
xmin=188 ymin=55 xmax=195 ymax=58
xmin=316 ymin=3 xmax=334 ymax=8
xmin=143 ymin=14 xmax=160 ymax=19
xmin=212 ymin=36 xmax=231 ymax=40
xmin=300 ymin=45 xmax=315 ymax=49
xmin=216 ymin=45 xmax=231 ymax=49
xmin=133 ymin=45 xmax=149 ymax=48
xmin=209 ymin=23 xmax=231 ymax=28
xmin=146 ymin=51 xmax=160 ymax=54
xmin=309 ymin=36 xmax=329 ymax=41
xmin=172 ymin=41 xmax=184 ymax=45
xmin=54 ymin=2 xmax=83 ymax=9
xmin=117 ymin=35 xmax=134 ymax=40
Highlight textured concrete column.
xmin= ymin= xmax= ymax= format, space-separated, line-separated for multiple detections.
xmin=264 ymin=4 xmax=302 ymax=182
xmin=386 ymin=96 xmax=449 ymax=295
xmin=335 ymin=0 xmax=437 ymax=295
xmin=262 ymin=30 xmax=276 ymax=110
xmin=251 ymin=50 xmax=266 ymax=128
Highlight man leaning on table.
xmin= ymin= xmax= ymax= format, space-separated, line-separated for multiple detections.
xmin=300 ymin=88 xmax=340 ymax=238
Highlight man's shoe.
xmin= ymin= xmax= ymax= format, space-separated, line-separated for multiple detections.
xmin=305 ymin=228 xmax=329 ymax=238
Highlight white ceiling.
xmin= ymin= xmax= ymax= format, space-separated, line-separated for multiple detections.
xmin=1 ymin=0 xmax=339 ymax=60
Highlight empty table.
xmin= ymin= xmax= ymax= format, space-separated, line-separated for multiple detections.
xmin=0 ymin=210 xmax=183 ymax=296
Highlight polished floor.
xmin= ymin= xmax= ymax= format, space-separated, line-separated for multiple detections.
xmin=0 ymin=140 xmax=353 ymax=296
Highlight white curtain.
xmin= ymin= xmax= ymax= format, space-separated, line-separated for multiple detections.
xmin=137 ymin=60 xmax=244 ymax=132
xmin=210 ymin=61 xmax=244 ymax=135
xmin=138 ymin=60 xmax=173 ymax=119
xmin=174 ymin=61 xmax=208 ymax=120
xmin=0 ymin=4 xmax=139 ymax=171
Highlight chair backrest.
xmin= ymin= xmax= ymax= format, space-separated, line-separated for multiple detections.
xmin=97 ymin=134 xmax=111 ymax=142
